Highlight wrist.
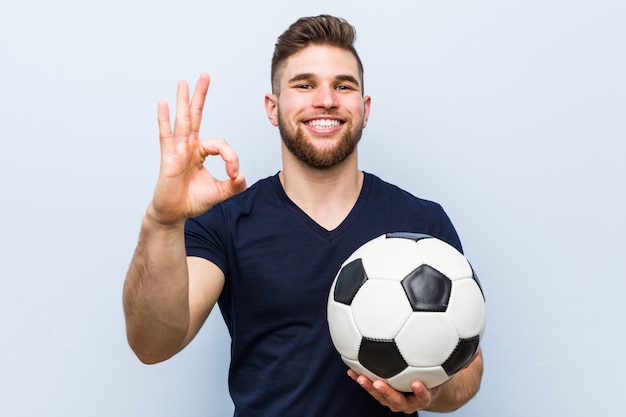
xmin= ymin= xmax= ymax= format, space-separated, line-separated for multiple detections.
xmin=143 ymin=205 xmax=187 ymax=232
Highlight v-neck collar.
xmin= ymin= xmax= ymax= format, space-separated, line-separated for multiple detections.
xmin=270 ymin=172 xmax=371 ymax=241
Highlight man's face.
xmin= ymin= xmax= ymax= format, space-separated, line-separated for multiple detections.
xmin=266 ymin=45 xmax=371 ymax=169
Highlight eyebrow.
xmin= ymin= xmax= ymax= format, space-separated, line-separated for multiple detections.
xmin=335 ymin=74 xmax=361 ymax=87
xmin=288 ymin=73 xmax=315 ymax=84
xmin=288 ymin=73 xmax=361 ymax=87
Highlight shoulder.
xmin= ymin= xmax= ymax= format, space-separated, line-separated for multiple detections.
xmin=223 ymin=173 xmax=277 ymax=205
xmin=208 ymin=173 xmax=280 ymax=216
xmin=361 ymin=172 xmax=462 ymax=252
xmin=363 ymin=172 xmax=445 ymax=212
xmin=186 ymin=173 xmax=279 ymax=233
xmin=184 ymin=174 xmax=281 ymax=267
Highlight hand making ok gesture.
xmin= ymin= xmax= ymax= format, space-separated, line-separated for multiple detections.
xmin=147 ymin=73 xmax=246 ymax=226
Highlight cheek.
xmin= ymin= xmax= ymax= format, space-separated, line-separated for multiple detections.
xmin=277 ymin=99 xmax=302 ymax=124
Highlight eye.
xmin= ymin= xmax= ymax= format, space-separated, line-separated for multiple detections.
xmin=296 ymin=84 xmax=314 ymax=90
xmin=335 ymin=84 xmax=356 ymax=91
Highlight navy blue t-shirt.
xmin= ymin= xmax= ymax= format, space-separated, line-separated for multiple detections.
xmin=185 ymin=172 xmax=462 ymax=417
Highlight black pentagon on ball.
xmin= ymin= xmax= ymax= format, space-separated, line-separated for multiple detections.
xmin=358 ymin=338 xmax=408 ymax=378
xmin=401 ymin=265 xmax=452 ymax=312
xmin=386 ymin=232 xmax=433 ymax=242
xmin=442 ymin=335 xmax=480 ymax=376
xmin=333 ymin=258 xmax=368 ymax=305
xmin=470 ymin=265 xmax=486 ymax=301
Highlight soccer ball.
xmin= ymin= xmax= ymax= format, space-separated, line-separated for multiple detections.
xmin=327 ymin=232 xmax=485 ymax=391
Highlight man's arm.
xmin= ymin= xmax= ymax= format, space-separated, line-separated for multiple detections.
xmin=349 ymin=348 xmax=483 ymax=413
xmin=122 ymin=73 xmax=245 ymax=363
xmin=123 ymin=218 xmax=226 ymax=363
xmin=424 ymin=348 xmax=483 ymax=412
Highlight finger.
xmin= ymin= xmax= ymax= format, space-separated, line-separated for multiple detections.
xmin=199 ymin=139 xmax=241 ymax=179
xmin=190 ymin=73 xmax=210 ymax=135
xmin=372 ymin=380 xmax=404 ymax=404
xmin=174 ymin=80 xmax=191 ymax=142
xmin=157 ymin=100 xmax=174 ymax=149
xmin=373 ymin=379 xmax=427 ymax=413
xmin=216 ymin=170 xmax=247 ymax=199
xmin=347 ymin=369 xmax=359 ymax=382
xmin=352 ymin=374 xmax=390 ymax=407
xmin=410 ymin=380 xmax=431 ymax=401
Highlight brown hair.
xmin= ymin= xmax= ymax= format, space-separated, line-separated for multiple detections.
xmin=270 ymin=15 xmax=364 ymax=94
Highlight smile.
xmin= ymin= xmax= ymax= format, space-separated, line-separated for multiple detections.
xmin=305 ymin=119 xmax=343 ymax=129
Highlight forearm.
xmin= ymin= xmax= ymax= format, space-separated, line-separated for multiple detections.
xmin=426 ymin=349 xmax=484 ymax=412
xmin=123 ymin=215 xmax=191 ymax=364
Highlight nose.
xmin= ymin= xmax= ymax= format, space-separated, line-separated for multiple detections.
xmin=312 ymin=84 xmax=338 ymax=109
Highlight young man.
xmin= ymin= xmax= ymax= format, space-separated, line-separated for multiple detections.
xmin=123 ymin=15 xmax=483 ymax=416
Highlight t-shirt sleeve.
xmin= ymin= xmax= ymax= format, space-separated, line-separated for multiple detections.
xmin=184 ymin=206 xmax=229 ymax=276
xmin=435 ymin=203 xmax=464 ymax=254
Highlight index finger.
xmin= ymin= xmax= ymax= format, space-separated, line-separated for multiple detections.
xmin=199 ymin=138 xmax=241 ymax=179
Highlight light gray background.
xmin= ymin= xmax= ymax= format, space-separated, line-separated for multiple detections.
xmin=1 ymin=1 xmax=624 ymax=416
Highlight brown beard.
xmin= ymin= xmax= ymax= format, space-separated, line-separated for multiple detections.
xmin=278 ymin=115 xmax=363 ymax=169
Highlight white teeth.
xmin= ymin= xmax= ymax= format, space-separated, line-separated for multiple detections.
xmin=307 ymin=119 xmax=341 ymax=129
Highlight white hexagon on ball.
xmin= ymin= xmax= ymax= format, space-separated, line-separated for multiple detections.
xmin=351 ymin=279 xmax=412 ymax=340
xmin=395 ymin=312 xmax=459 ymax=367
xmin=446 ymin=278 xmax=486 ymax=339
xmin=361 ymin=239 xmax=424 ymax=282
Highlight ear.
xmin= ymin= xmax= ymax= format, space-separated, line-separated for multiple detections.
xmin=264 ymin=93 xmax=279 ymax=127
xmin=362 ymin=95 xmax=371 ymax=128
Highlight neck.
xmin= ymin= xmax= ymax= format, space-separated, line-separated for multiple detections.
xmin=279 ymin=151 xmax=363 ymax=231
